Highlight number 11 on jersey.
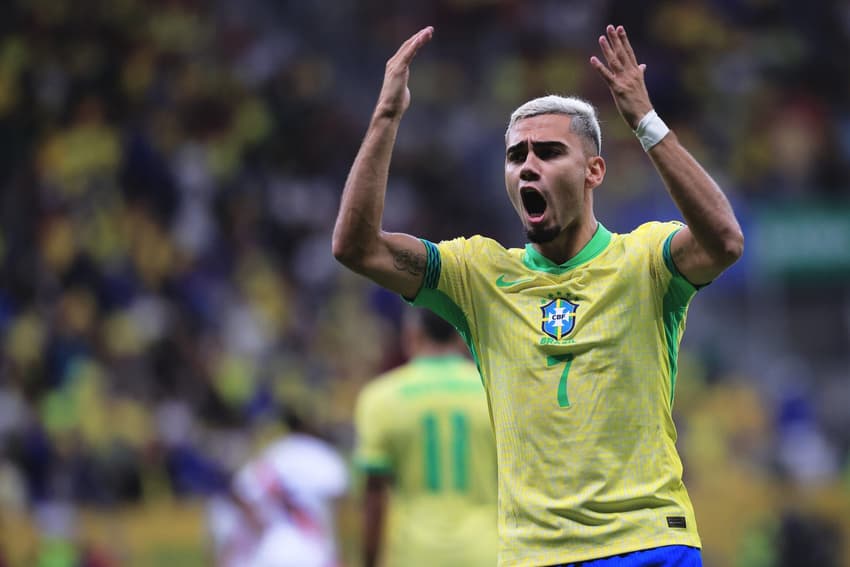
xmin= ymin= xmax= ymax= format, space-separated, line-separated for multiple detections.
xmin=547 ymin=354 xmax=574 ymax=408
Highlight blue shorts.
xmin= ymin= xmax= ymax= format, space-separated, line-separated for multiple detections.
xmin=553 ymin=545 xmax=702 ymax=566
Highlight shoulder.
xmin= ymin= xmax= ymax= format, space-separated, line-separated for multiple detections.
xmin=619 ymin=221 xmax=698 ymax=290
xmin=431 ymin=235 xmax=524 ymax=279
xmin=625 ymin=220 xmax=685 ymax=243
xmin=432 ymin=234 xmax=516 ymax=258
xmin=454 ymin=358 xmax=483 ymax=380
xmin=357 ymin=363 xmax=412 ymax=407
xmin=275 ymin=434 xmax=345 ymax=469
xmin=274 ymin=435 xmax=348 ymax=494
xmin=426 ymin=356 xmax=482 ymax=384
xmin=613 ymin=221 xmax=685 ymax=260
xmin=458 ymin=360 xmax=486 ymax=391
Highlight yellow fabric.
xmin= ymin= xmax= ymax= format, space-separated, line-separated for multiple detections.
xmin=355 ymin=355 xmax=498 ymax=567
xmin=414 ymin=222 xmax=701 ymax=566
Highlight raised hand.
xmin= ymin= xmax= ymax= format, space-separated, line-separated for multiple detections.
xmin=374 ymin=26 xmax=434 ymax=121
xmin=590 ymin=25 xmax=653 ymax=130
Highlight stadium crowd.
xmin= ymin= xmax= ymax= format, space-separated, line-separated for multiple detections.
xmin=0 ymin=0 xmax=848 ymax=565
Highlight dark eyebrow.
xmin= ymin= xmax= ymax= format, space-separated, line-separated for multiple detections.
xmin=531 ymin=141 xmax=567 ymax=153
xmin=506 ymin=140 xmax=567 ymax=156
xmin=506 ymin=141 xmax=527 ymax=156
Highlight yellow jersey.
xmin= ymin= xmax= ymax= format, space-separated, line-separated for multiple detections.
xmin=354 ymin=354 xmax=498 ymax=567
xmin=413 ymin=222 xmax=701 ymax=566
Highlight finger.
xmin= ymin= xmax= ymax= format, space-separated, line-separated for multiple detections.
xmin=387 ymin=27 xmax=429 ymax=67
xmin=605 ymin=24 xmax=622 ymax=51
xmin=597 ymin=34 xmax=619 ymax=70
xmin=605 ymin=24 xmax=628 ymax=68
xmin=396 ymin=26 xmax=434 ymax=66
xmin=617 ymin=26 xmax=639 ymax=66
xmin=589 ymin=56 xmax=615 ymax=85
xmin=397 ymin=26 xmax=432 ymax=53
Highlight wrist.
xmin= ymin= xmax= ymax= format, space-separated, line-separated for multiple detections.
xmin=369 ymin=114 xmax=404 ymax=135
xmin=633 ymin=109 xmax=670 ymax=152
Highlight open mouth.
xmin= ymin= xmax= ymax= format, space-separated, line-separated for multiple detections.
xmin=521 ymin=188 xmax=547 ymax=220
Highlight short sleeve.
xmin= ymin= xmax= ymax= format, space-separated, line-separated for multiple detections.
xmin=411 ymin=237 xmax=477 ymax=351
xmin=629 ymin=221 xmax=699 ymax=326
xmin=632 ymin=221 xmax=696 ymax=294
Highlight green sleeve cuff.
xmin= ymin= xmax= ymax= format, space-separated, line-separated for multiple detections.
xmin=354 ymin=457 xmax=393 ymax=474
xmin=421 ymin=239 xmax=441 ymax=290
xmin=662 ymin=228 xmax=703 ymax=292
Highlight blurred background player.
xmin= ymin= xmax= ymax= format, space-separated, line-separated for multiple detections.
xmin=354 ymin=307 xmax=497 ymax=567
xmin=212 ymin=405 xmax=348 ymax=567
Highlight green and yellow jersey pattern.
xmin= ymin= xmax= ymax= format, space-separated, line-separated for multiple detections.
xmin=413 ymin=222 xmax=701 ymax=567
xmin=354 ymin=354 xmax=498 ymax=567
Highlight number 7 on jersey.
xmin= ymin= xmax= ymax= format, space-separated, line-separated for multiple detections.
xmin=547 ymin=354 xmax=574 ymax=408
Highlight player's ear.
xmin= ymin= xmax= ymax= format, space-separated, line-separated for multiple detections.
xmin=585 ymin=155 xmax=605 ymax=189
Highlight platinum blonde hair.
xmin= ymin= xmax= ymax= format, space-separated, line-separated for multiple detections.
xmin=506 ymin=95 xmax=602 ymax=156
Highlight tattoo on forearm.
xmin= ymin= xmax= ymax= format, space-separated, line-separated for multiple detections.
xmin=392 ymin=250 xmax=426 ymax=276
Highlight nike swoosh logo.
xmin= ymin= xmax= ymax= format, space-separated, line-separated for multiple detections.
xmin=496 ymin=275 xmax=533 ymax=288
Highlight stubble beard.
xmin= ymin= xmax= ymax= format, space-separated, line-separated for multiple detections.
xmin=525 ymin=223 xmax=562 ymax=244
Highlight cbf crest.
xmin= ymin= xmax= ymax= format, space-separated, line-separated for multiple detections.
xmin=541 ymin=297 xmax=578 ymax=340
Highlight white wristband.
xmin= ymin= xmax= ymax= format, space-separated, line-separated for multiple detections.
xmin=633 ymin=109 xmax=670 ymax=152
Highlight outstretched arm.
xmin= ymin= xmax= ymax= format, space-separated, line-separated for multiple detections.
xmin=590 ymin=25 xmax=744 ymax=285
xmin=333 ymin=27 xmax=434 ymax=298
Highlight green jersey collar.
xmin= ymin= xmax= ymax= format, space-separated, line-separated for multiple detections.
xmin=522 ymin=223 xmax=612 ymax=274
